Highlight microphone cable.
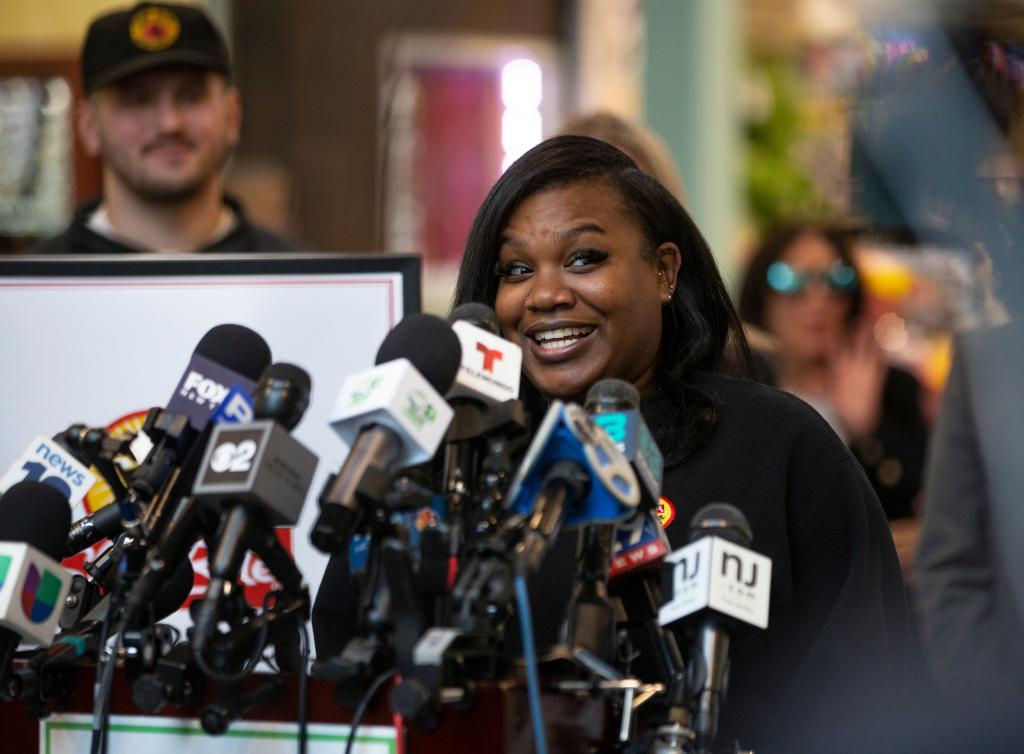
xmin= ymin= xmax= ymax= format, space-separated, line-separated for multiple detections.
xmin=297 ymin=620 xmax=310 ymax=754
xmin=192 ymin=590 xmax=276 ymax=684
xmin=514 ymin=572 xmax=549 ymax=754
xmin=344 ymin=668 xmax=397 ymax=754
xmin=90 ymin=548 xmax=131 ymax=754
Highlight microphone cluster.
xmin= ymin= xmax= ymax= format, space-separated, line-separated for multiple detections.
xmin=0 ymin=309 xmax=773 ymax=754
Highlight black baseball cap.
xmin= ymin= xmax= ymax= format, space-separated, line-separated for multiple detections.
xmin=81 ymin=2 xmax=231 ymax=93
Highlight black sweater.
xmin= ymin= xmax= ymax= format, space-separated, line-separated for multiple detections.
xmin=313 ymin=373 xmax=914 ymax=752
xmin=639 ymin=373 xmax=913 ymax=750
xmin=25 ymin=196 xmax=302 ymax=254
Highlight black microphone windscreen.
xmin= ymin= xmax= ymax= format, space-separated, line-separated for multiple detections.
xmin=0 ymin=481 xmax=72 ymax=560
xmin=448 ymin=302 xmax=500 ymax=335
xmin=375 ymin=313 xmax=463 ymax=395
xmin=150 ymin=557 xmax=196 ymax=623
xmin=194 ymin=324 xmax=272 ymax=381
xmin=253 ymin=362 xmax=312 ymax=429
xmin=585 ymin=378 xmax=641 ymax=413
xmin=260 ymin=362 xmax=312 ymax=395
xmin=689 ymin=502 xmax=753 ymax=547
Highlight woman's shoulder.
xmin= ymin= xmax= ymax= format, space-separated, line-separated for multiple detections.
xmin=695 ymin=371 xmax=853 ymax=464
xmin=699 ymin=371 xmax=839 ymax=426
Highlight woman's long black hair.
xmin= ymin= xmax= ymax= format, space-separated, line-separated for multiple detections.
xmin=453 ymin=135 xmax=752 ymax=461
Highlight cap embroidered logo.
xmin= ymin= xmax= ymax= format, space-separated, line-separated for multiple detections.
xmin=129 ymin=7 xmax=181 ymax=51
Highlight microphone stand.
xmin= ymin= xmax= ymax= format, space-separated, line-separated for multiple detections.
xmin=563 ymin=524 xmax=618 ymax=666
xmin=314 ymin=470 xmax=417 ymax=708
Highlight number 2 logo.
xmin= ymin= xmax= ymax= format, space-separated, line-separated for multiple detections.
xmin=210 ymin=440 xmax=257 ymax=473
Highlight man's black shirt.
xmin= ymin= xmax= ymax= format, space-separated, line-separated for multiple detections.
xmin=26 ymin=196 xmax=302 ymax=254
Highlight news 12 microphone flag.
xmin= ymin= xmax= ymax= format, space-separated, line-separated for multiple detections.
xmin=0 ymin=254 xmax=419 ymax=651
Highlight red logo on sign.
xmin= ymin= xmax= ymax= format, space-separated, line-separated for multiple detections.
xmin=62 ymin=528 xmax=294 ymax=615
xmin=476 ymin=342 xmax=503 ymax=372
xmin=188 ymin=529 xmax=294 ymax=609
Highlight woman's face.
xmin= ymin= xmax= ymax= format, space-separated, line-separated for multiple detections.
xmin=762 ymin=232 xmax=853 ymax=363
xmin=494 ymin=180 xmax=678 ymax=402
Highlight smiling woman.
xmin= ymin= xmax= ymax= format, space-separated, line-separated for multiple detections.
xmin=494 ymin=180 xmax=674 ymax=401
xmin=451 ymin=135 xmax=917 ymax=751
xmin=456 ymin=135 xmax=745 ymax=459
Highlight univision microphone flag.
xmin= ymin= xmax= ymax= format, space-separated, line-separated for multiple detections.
xmin=0 ymin=542 xmax=71 ymax=646
xmin=21 ymin=563 xmax=63 ymax=623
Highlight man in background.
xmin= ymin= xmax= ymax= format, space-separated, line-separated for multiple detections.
xmin=29 ymin=2 xmax=300 ymax=254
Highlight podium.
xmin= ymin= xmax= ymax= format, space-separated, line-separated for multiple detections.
xmin=2 ymin=665 xmax=611 ymax=753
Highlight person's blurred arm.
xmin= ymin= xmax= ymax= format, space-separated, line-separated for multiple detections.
xmin=915 ymin=344 xmax=1000 ymax=685
xmin=838 ymin=321 xmax=929 ymax=521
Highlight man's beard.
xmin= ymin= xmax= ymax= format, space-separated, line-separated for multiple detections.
xmin=105 ymin=140 xmax=228 ymax=204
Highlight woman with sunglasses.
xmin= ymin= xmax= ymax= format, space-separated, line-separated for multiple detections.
xmin=738 ymin=225 xmax=929 ymax=528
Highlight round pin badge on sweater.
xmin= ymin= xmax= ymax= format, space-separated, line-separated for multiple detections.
xmin=656 ymin=497 xmax=675 ymax=528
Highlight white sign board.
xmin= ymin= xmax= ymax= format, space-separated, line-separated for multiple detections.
xmin=0 ymin=253 xmax=419 ymax=654
xmin=40 ymin=713 xmax=397 ymax=754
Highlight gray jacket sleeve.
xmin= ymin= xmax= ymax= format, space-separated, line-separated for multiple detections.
xmin=915 ymin=342 xmax=1001 ymax=685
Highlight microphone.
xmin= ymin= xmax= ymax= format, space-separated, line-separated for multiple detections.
xmin=585 ymin=379 xmax=663 ymax=511
xmin=61 ymin=384 xmax=256 ymax=558
xmin=558 ymin=382 xmax=666 ymax=666
xmin=116 ymin=364 xmax=287 ymax=631
xmin=442 ymin=304 xmax=527 ymax=572
xmin=209 ymin=383 xmax=257 ymax=426
xmin=659 ymin=503 xmax=772 ymax=752
xmin=190 ymin=363 xmax=318 ymax=655
xmin=608 ymin=510 xmax=670 ymax=584
xmin=64 ymin=503 xmax=124 ymax=558
xmin=0 ymin=435 xmax=98 ymax=509
xmin=62 ymin=327 xmax=269 ymax=556
xmin=164 ymin=325 xmax=271 ymax=433
xmin=130 ymin=323 xmax=271 ymax=502
xmin=576 ymin=380 xmax=674 ymax=678
xmin=311 ymin=314 xmax=461 ymax=554
xmin=506 ymin=401 xmax=640 ymax=525
xmin=446 ymin=303 xmax=522 ymax=405
xmin=505 ymin=401 xmax=641 ymax=571
xmin=0 ymin=482 xmax=73 ymax=687
xmin=4 ymin=557 xmax=196 ymax=700
xmin=448 ymin=302 xmax=500 ymax=334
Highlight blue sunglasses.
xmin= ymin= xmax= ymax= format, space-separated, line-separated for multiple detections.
xmin=766 ymin=260 xmax=858 ymax=295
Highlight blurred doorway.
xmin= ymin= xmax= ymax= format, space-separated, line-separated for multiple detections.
xmin=380 ymin=33 xmax=560 ymax=312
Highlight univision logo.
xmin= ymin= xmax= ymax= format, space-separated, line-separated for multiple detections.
xmin=21 ymin=563 xmax=62 ymax=623
xmin=0 ymin=554 xmax=10 ymax=589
